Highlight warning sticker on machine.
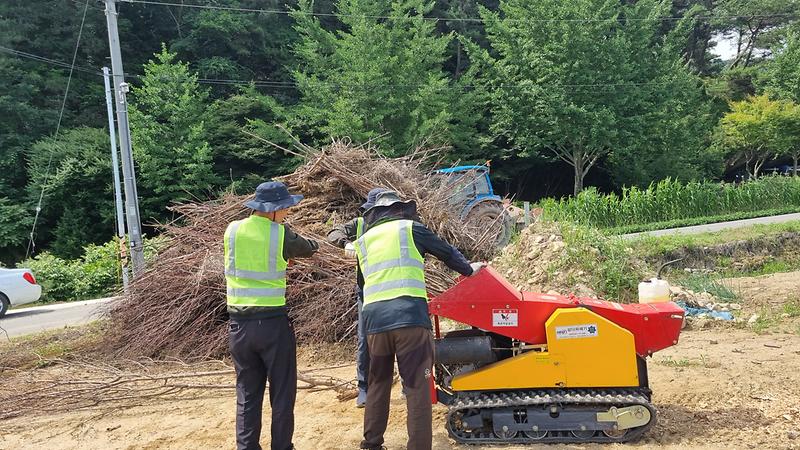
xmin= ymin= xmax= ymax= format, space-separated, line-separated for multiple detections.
xmin=555 ymin=324 xmax=598 ymax=339
xmin=492 ymin=309 xmax=518 ymax=327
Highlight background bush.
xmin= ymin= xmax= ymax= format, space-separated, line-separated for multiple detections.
xmin=17 ymin=237 xmax=166 ymax=302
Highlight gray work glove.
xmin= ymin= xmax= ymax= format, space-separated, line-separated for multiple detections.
xmin=469 ymin=262 xmax=487 ymax=276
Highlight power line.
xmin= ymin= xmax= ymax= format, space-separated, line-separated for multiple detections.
xmin=0 ymin=44 xmax=688 ymax=91
xmin=25 ymin=0 xmax=92 ymax=259
xmin=120 ymin=0 xmax=799 ymax=24
xmin=0 ymin=45 xmax=101 ymax=75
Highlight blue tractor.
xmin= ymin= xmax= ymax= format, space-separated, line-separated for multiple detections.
xmin=434 ymin=165 xmax=514 ymax=247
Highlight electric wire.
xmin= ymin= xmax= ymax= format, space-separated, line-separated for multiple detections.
xmin=25 ymin=0 xmax=92 ymax=259
xmin=0 ymin=45 xmax=101 ymax=75
xmin=0 ymin=44 xmax=689 ymax=91
xmin=120 ymin=0 xmax=799 ymax=24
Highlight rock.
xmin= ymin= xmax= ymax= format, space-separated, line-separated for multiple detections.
xmin=720 ymin=307 xmax=730 ymax=312
xmin=550 ymin=241 xmax=566 ymax=251
xmin=788 ymin=431 xmax=799 ymax=440
xmin=781 ymin=313 xmax=791 ymax=319
xmin=689 ymin=318 xmax=709 ymax=329
xmin=729 ymin=303 xmax=742 ymax=310
xmin=710 ymin=340 xmax=718 ymax=344
xmin=748 ymin=314 xmax=760 ymax=325
xmin=718 ymin=303 xmax=730 ymax=309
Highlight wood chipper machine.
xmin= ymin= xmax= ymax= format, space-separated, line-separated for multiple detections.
xmin=428 ymin=267 xmax=685 ymax=444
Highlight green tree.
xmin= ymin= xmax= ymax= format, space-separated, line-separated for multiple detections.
xmin=0 ymin=198 xmax=32 ymax=264
xmin=290 ymin=0 xmax=470 ymax=155
xmin=773 ymin=100 xmax=800 ymax=175
xmin=204 ymin=85 xmax=301 ymax=191
xmin=764 ymin=31 xmax=800 ymax=103
xmin=25 ymin=127 xmax=117 ymax=258
xmin=476 ymin=0 xmax=710 ymax=195
xmin=715 ymin=0 xmax=800 ymax=69
xmin=715 ymin=95 xmax=786 ymax=178
xmin=128 ymin=47 xmax=218 ymax=219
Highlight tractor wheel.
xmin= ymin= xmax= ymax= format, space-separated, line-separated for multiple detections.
xmin=464 ymin=201 xmax=514 ymax=249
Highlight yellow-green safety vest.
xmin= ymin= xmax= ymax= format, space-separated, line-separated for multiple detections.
xmin=356 ymin=217 xmax=365 ymax=240
xmin=355 ymin=219 xmax=427 ymax=305
xmin=224 ymin=215 xmax=288 ymax=307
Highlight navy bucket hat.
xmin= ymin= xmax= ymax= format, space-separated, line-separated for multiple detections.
xmin=244 ymin=181 xmax=303 ymax=213
xmin=360 ymin=187 xmax=390 ymax=211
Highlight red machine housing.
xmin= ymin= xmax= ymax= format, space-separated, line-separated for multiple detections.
xmin=429 ymin=266 xmax=684 ymax=357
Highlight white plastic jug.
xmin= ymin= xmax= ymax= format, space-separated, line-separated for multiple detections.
xmin=638 ymin=278 xmax=670 ymax=304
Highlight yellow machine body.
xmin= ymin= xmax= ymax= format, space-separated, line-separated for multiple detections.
xmin=451 ymin=308 xmax=639 ymax=391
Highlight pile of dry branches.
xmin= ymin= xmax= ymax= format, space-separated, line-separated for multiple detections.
xmin=0 ymin=358 xmax=357 ymax=420
xmin=103 ymin=139 xmax=497 ymax=359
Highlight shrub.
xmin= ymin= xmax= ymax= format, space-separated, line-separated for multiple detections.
xmin=19 ymin=241 xmax=122 ymax=302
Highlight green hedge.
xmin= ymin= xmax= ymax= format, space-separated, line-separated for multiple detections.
xmin=19 ymin=241 xmax=121 ymax=302
xmin=18 ymin=237 xmax=165 ymax=303
xmin=540 ymin=176 xmax=800 ymax=229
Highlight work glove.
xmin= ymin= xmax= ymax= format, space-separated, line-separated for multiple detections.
xmin=469 ymin=262 xmax=487 ymax=276
xmin=344 ymin=242 xmax=356 ymax=258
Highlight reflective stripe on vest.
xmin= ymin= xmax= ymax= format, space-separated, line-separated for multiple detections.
xmin=355 ymin=220 xmax=427 ymax=305
xmin=224 ymin=216 xmax=287 ymax=307
xmin=356 ymin=217 xmax=365 ymax=240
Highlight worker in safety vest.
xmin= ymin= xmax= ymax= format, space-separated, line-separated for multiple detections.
xmin=355 ymin=191 xmax=484 ymax=450
xmin=224 ymin=181 xmax=319 ymax=450
xmin=327 ymin=187 xmax=389 ymax=408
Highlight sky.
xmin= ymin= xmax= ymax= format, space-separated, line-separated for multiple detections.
xmin=711 ymin=33 xmax=739 ymax=61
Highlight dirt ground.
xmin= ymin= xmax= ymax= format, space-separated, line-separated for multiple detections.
xmin=3 ymin=273 xmax=800 ymax=450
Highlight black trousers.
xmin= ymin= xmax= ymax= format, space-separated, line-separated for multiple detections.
xmin=229 ymin=315 xmax=297 ymax=450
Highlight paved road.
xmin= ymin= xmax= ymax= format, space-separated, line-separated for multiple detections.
xmin=0 ymin=297 xmax=116 ymax=339
xmin=622 ymin=212 xmax=800 ymax=239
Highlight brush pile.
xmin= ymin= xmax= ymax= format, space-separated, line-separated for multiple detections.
xmin=103 ymin=139 xmax=497 ymax=359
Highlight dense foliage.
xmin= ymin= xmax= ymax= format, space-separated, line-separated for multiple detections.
xmin=1 ymin=0 xmax=800 ymax=264
xmin=540 ymin=176 xmax=800 ymax=229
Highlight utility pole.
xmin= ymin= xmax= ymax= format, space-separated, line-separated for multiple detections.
xmin=103 ymin=67 xmax=130 ymax=289
xmin=103 ymin=0 xmax=145 ymax=276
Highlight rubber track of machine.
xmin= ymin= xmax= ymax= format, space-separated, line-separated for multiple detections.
xmin=445 ymin=388 xmax=657 ymax=444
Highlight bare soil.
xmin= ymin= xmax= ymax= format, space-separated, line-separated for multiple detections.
xmin=3 ymin=273 xmax=800 ymax=450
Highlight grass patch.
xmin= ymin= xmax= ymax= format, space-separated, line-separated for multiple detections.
xmin=678 ymin=273 xmax=739 ymax=301
xmin=751 ymin=313 xmax=778 ymax=334
xmin=783 ymin=298 xmax=800 ymax=318
xmin=556 ymin=222 xmax=645 ymax=302
xmin=0 ymin=322 xmax=105 ymax=370
xmin=608 ymin=207 xmax=800 ymax=235
xmin=629 ymin=220 xmax=800 ymax=258
xmin=658 ymin=354 xmax=718 ymax=368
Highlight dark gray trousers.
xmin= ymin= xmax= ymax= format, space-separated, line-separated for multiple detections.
xmin=356 ymin=289 xmax=370 ymax=395
xmin=229 ymin=316 xmax=297 ymax=450
xmin=361 ymin=327 xmax=434 ymax=450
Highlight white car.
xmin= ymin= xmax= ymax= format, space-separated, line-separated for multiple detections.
xmin=0 ymin=268 xmax=43 ymax=317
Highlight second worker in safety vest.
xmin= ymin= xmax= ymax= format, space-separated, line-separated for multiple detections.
xmin=355 ymin=191 xmax=484 ymax=450
xmin=327 ymin=187 xmax=389 ymax=408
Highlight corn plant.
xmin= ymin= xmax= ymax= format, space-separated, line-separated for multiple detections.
xmin=540 ymin=176 xmax=800 ymax=229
